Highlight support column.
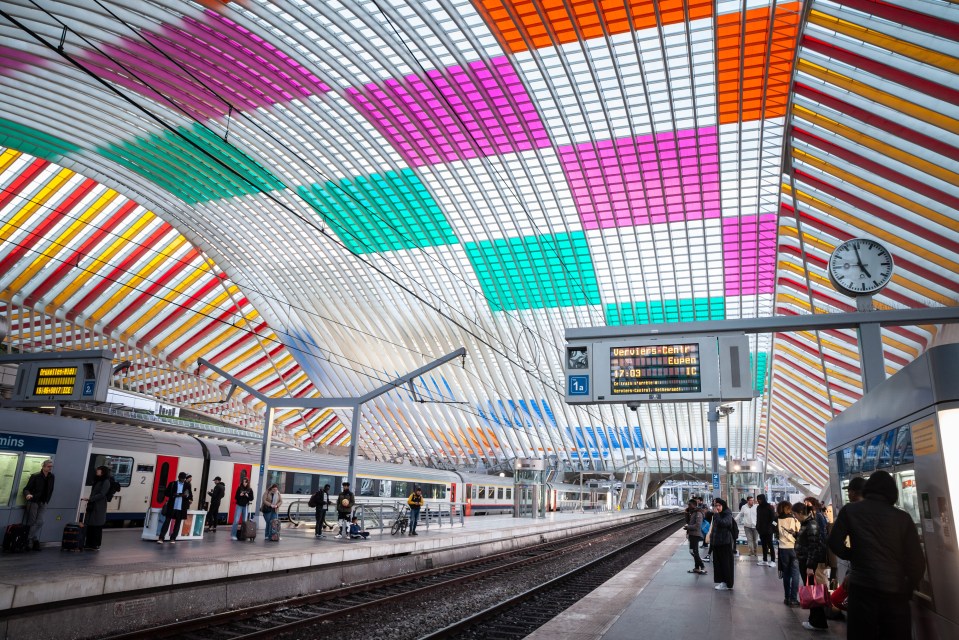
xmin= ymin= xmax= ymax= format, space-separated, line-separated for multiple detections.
xmin=346 ymin=404 xmax=361 ymax=489
xmin=857 ymin=321 xmax=886 ymax=392
xmin=707 ymin=401 xmax=720 ymax=498
xmin=256 ymin=406 xmax=275 ymax=513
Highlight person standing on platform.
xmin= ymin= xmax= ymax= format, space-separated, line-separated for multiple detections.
xmin=261 ymin=483 xmax=282 ymax=540
xmin=685 ymin=499 xmax=707 ymax=574
xmin=795 ymin=502 xmax=829 ymax=631
xmin=407 ymin=486 xmax=424 ymax=536
xmin=707 ymin=498 xmax=736 ymax=591
xmin=335 ymin=481 xmax=355 ymax=539
xmin=804 ymin=496 xmax=831 ymax=586
xmin=309 ymin=484 xmax=331 ymax=538
xmin=777 ymin=501 xmax=801 ymax=607
xmin=206 ymin=477 xmax=225 ymax=532
xmin=158 ymin=472 xmax=189 ymax=544
xmin=702 ymin=498 xmax=713 ymax=562
xmin=737 ymin=495 xmax=759 ymax=558
xmin=22 ymin=459 xmax=55 ymax=551
xmin=83 ymin=465 xmax=112 ymax=550
xmin=231 ymin=477 xmax=254 ymax=540
xmin=756 ymin=494 xmax=777 ymax=567
xmin=827 ymin=470 xmax=924 ymax=640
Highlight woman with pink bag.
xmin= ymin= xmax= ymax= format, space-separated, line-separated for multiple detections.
xmin=795 ymin=502 xmax=829 ymax=631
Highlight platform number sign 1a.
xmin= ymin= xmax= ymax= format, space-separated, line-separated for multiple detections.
xmin=568 ymin=375 xmax=589 ymax=396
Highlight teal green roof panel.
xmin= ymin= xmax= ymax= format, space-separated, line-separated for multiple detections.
xmin=0 ymin=117 xmax=81 ymax=162
xmin=465 ymin=231 xmax=600 ymax=311
xmin=97 ymin=123 xmax=284 ymax=204
xmin=297 ymin=168 xmax=456 ymax=254
xmin=605 ymin=297 xmax=726 ymax=326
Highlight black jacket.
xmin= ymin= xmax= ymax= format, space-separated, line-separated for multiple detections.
xmin=796 ymin=515 xmax=826 ymax=566
xmin=208 ymin=482 xmax=225 ymax=506
xmin=23 ymin=470 xmax=55 ymax=504
xmin=234 ymin=485 xmax=254 ymax=506
xmin=710 ymin=509 xmax=736 ymax=546
xmin=828 ymin=496 xmax=925 ymax=597
xmin=756 ymin=502 xmax=776 ymax=534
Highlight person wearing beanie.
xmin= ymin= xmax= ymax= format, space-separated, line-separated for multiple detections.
xmin=828 ymin=470 xmax=924 ymax=639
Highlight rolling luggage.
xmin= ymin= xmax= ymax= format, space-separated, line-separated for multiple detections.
xmin=61 ymin=523 xmax=85 ymax=552
xmin=2 ymin=523 xmax=30 ymax=553
xmin=267 ymin=517 xmax=280 ymax=542
xmin=238 ymin=515 xmax=257 ymax=542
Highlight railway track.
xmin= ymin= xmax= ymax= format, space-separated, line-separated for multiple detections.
xmin=102 ymin=512 xmax=682 ymax=640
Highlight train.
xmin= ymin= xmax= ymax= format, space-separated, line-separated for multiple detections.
xmin=82 ymin=422 xmax=611 ymax=526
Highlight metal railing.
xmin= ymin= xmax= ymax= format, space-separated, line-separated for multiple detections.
xmin=284 ymin=500 xmax=466 ymax=534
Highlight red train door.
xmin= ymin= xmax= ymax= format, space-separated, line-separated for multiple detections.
xmin=465 ymin=483 xmax=472 ymax=516
xmin=152 ymin=455 xmax=178 ymax=509
xmin=228 ymin=463 xmax=253 ymax=524
xmin=450 ymin=483 xmax=457 ymax=516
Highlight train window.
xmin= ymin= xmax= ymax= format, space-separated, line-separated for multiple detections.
xmin=15 ymin=455 xmax=49 ymax=508
xmin=156 ymin=461 xmax=171 ymax=502
xmin=0 ymin=452 xmax=18 ymax=507
xmin=358 ymin=478 xmax=377 ymax=497
xmin=379 ymin=480 xmax=393 ymax=497
xmin=290 ymin=473 xmax=313 ymax=495
xmin=218 ymin=445 xmax=231 ymax=457
xmin=267 ymin=470 xmax=286 ymax=491
xmin=497 ymin=487 xmax=504 ymax=499
xmin=392 ymin=481 xmax=409 ymax=498
xmin=505 ymin=487 xmax=512 ymax=500
xmin=86 ymin=455 xmax=134 ymax=486
xmin=478 ymin=486 xmax=487 ymax=499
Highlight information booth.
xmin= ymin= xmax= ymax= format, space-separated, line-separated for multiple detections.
xmin=513 ymin=458 xmax=546 ymax=518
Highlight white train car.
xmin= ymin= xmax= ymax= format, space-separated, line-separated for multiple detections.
xmin=456 ymin=471 xmax=514 ymax=515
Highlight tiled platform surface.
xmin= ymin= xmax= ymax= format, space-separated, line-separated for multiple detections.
xmin=0 ymin=510 xmax=653 ymax=612
xmin=527 ymin=530 xmax=847 ymax=640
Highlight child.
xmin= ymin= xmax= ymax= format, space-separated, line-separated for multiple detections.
xmin=349 ymin=516 xmax=370 ymax=539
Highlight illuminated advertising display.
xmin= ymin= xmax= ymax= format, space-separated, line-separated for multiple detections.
xmin=609 ymin=343 xmax=701 ymax=395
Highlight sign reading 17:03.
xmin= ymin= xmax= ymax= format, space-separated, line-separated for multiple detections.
xmin=609 ymin=343 xmax=701 ymax=395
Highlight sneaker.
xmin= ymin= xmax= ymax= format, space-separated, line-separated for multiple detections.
xmin=714 ymin=582 xmax=729 ymax=590
xmin=757 ymin=559 xmax=765 ymax=565
xmin=768 ymin=561 xmax=778 ymax=567
xmin=335 ymin=534 xmax=342 ymax=539
xmin=703 ymin=556 xmax=711 ymax=562
xmin=169 ymin=540 xmax=175 ymax=544
xmin=696 ymin=569 xmax=708 ymax=574
xmin=156 ymin=539 xmax=164 ymax=544
xmin=789 ymin=601 xmax=801 ymax=608
xmin=802 ymin=622 xmax=827 ymax=631
xmin=688 ymin=569 xmax=699 ymax=573
xmin=231 ymin=536 xmax=237 ymax=540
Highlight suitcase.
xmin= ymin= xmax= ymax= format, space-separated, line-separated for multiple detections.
xmin=267 ymin=518 xmax=280 ymax=542
xmin=61 ymin=523 xmax=85 ymax=552
xmin=2 ymin=523 xmax=30 ymax=553
xmin=238 ymin=516 xmax=257 ymax=542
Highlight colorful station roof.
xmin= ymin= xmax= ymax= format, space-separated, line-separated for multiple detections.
xmin=0 ymin=0 xmax=956 ymax=491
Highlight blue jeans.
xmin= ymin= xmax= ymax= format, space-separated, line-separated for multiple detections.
xmin=779 ymin=548 xmax=800 ymax=602
xmin=231 ymin=505 xmax=248 ymax=537
xmin=409 ymin=507 xmax=420 ymax=533
xmin=263 ymin=509 xmax=277 ymax=537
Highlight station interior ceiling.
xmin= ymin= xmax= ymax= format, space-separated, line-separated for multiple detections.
xmin=0 ymin=0 xmax=956 ymax=493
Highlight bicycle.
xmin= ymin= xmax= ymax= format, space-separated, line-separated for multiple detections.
xmin=391 ymin=505 xmax=410 ymax=535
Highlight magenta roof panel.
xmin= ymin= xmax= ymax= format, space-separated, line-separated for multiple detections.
xmin=78 ymin=9 xmax=329 ymax=121
xmin=723 ymin=213 xmax=777 ymax=296
xmin=0 ymin=45 xmax=47 ymax=77
xmin=559 ymin=127 xmax=721 ymax=229
xmin=345 ymin=56 xmax=550 ymax=167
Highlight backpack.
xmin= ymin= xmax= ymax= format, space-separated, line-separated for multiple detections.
xmin=308 ymin=492 xmax=319 ymax=508
xmin=106 ymin=478 xmax=121 ymax=502
xmin=701 ymin=519 xmax=710 ymax=536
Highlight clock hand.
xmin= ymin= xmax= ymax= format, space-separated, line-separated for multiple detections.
xmin=852 ymin=245 xmax=872 ymax=278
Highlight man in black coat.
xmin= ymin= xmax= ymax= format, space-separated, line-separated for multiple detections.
xmin=22 ymin=459 xmax=55 ymax=551
xmin=828 ymin=470 xmax=925 ymax=639
xmin=206 ymin=477 xmax=225 ymax=532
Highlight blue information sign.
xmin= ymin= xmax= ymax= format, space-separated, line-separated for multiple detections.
xmin=568 ymin=375 xmax=589 ymax=396
xmin=82 ymin=380 xmax=96 ymax=396
xmin=712 ymin=473 xmax=721 ymax=493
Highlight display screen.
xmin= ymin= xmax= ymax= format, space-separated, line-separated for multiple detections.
xmin=33 ymin=366 xmax=78 ymax=396
xmin=609 ymin=344 xmax=701 ymax=394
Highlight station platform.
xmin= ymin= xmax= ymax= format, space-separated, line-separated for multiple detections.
xmin=528 ymin=530 xmax=847 ymax=640
xmin=0 ymin=509 xmax=667 ymax=640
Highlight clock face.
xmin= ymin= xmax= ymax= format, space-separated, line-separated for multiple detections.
xmin=828 ymin=239 xmax=894 ymax=296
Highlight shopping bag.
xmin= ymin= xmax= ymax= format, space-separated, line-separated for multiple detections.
xmin=831 ymin=580 xmax=848 ymax=611
xmin=799 ymin=576 xmax=831 ymax=609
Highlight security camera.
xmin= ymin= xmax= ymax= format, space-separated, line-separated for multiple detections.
xmin=718 ymin=404 xmax=735 ymax=417
xmin=626 ymin=401 xmax=641 ymax=412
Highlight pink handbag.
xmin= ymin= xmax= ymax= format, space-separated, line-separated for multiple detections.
xmin=799 ymin=576 xmax=831 ymax=609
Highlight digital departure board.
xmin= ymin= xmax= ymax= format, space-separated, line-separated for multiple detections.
xmin=33 ymin=366 xmax=79 ymax=396
xmin=610 ymin=343 xmax=701 ymax=395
